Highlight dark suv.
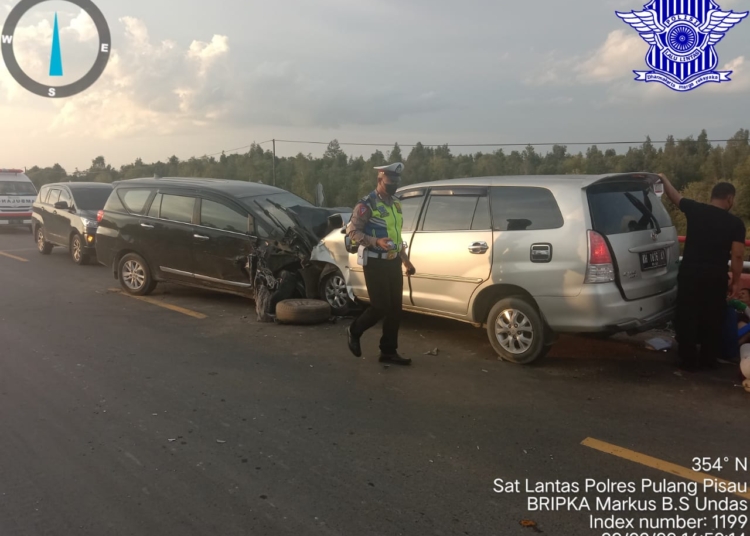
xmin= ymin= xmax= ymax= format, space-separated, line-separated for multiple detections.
xmin=95 ymin=177 xmax=346 ymax=305
xmin=32 ymin=182 xmax=114 ymax=265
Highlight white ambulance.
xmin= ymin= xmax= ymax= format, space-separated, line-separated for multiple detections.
xmin=0 ymin=169 xmax=37 ymax=231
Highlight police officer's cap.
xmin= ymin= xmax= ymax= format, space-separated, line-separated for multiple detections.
xmin=374 ymin=162 xmax=404 ymax=177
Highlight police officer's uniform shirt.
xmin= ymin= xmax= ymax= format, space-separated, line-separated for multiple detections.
xmin=348 ymin=191 xmax=399 ymax=250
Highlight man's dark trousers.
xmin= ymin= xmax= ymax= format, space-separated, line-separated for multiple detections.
xmin=675 ymin=268 xmax=728 ymax=368
xmin=350 ymin=257 xmax=403 ymax=354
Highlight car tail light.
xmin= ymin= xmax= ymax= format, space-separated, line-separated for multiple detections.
xmin=585 ymin=230 xmax=615 ymax=283
xmin=97 ymin=210 xmax=104 ymax=222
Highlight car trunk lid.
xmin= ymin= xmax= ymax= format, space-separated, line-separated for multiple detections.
xmin=585 ymin=173 xmax=679 ymax=301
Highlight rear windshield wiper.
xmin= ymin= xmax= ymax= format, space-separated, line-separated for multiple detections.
xmin=625 ymin=192 xmax=661 ymax=235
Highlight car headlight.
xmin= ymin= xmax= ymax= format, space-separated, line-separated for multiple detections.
xmin=81 ymin=218 xmax=97 ymax=228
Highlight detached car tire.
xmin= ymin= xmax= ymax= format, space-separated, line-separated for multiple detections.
xmin=118 ymin=253 xmax=157 ymax=296
xmin=487 ymin=297 xmax=549 ymax=365
xmin=275 ymin=299 xmax=331 ymax=325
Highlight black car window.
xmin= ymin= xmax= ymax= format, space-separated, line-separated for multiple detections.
xmin=490 ymin=187 xmax=564 ymax=231
xmin=587 ymin=182 xmax=672 ymax=236
xmin=200 ymin=199 xmax=248 ymax=234
xmin=160 ymin=195 xmax=195 ymax=224
xmin=47 ymin=189 xmax=61 ymax=205
xmin=58 ymin=189 xmax=72 ymax=206
xmin=147 ymin=194 xmax=162 ymax=218
xmin=422 ymin=190 xmax=485 ymax=232
xmin=118 ymin=189 xmax=153 ymax=215
xmin=72 ymin=188 xmax=112 ymax=211
xmin=38 ymin=185 xmax=50 ymax=204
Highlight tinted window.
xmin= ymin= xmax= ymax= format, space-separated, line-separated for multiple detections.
xmin=47 ymin=189 xmax=61 ymax=205
xmin=118 ymin=189 xmax=153 ymax=215
xmin=38 ymin=186 xmax=50 ymax=203
xmin=0 ymin=181 xmax=36 ymax=195
xmin=399 ymin=195 xmax=424 ymax=232
xmin=422 ymin=190 xmax=487 ymax=232
xmin=201 ymin=199 xmax=248 ymax=233
xmin=160 ymin=195 xmax=195 ymax=224
xmin=147 ymin=194 xmax=162 ymax=218
xmin=58 ymin=189 xmax=72 ymax=206
xmin=71 ymin=188 xmax=112 ymax=211
xmin=472 ymin=195 xmax=491 ymax=230
xmin=588 ymin=182 xmax=672 ymax=236
xmin=491 ymin=187 xmax=564 ymax=231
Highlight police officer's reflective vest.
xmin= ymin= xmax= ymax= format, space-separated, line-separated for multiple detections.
xmin=355 ymin=191 xmax=403 ymax=253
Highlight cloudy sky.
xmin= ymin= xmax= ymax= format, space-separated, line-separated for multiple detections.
xmin=1 ymin=0 xmax=749 ymax=171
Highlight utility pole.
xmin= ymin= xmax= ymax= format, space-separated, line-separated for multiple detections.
xmin=272 ymin=139 xmax=276 ymax=186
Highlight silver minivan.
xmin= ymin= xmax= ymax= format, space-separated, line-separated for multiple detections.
xmin=311 ymin=173 xmax=678 ymax=364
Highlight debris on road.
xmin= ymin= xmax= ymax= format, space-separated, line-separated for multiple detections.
xmin=423 ymin=348 xmax=439 ymax=356
xmin=645 ymin=337 xmax=673 ymax=351
xmin=520 ymin=519 xmax=542 ymax=532
xmin=216 ymin=439 xmax=226 ymax=444
xmin=168 ymin=438 xmax=176 ymax=442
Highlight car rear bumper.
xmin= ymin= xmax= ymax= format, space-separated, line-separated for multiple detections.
xmin=0 ymin=213 xmax=32 ymax=226
xmin=536 ymin=283 xmax=677 ymax=334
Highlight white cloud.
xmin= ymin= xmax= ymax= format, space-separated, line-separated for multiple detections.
xmin=67 ymin=10 xmax=97 ymax=42
xmin=576 ymin=30 xmax=645 ymax=83
xmin=707 ymin=56 xmax=750 ymax=93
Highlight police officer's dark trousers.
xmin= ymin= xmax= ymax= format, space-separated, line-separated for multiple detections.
xmin=350 ymin=258 xmax=403 ymax=354
xmin=675 ymin=267 xmax=728 ymax=368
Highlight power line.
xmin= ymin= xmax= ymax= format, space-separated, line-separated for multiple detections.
xmin=202 ymin=136 xmax=744 ymax=157
xmin=273 ymin=138 xmax=740 ymax=148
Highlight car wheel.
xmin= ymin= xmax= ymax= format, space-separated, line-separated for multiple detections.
xmin=118 ymin=253 xmax=156 ymax=296
xmin=487 ymin=297 xmax=548 ymax=365
xmin=319 ymin=270 xmax=352 ymax=316
xmin=275 ymin=299 xmax=331 ymax=325
xmin=36 ymin=226 xmax=53 ymax=255
xmin=70 ymin=233 xmax=88 ymax=265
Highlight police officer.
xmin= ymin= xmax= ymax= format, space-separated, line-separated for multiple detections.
xmin=345 ymin=162 xmax=416 ymax=365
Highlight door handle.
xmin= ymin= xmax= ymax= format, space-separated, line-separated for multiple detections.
xmin=468 ymin=241 xmax=489 ymax=254
xmin=140 ymin=223 xmax=154 ymax=229
xmin=194 ymin=234 xmax=210 ymax=241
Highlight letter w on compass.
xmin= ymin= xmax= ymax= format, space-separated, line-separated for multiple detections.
xmin=616 ymin=0 xmax=747 ymax=91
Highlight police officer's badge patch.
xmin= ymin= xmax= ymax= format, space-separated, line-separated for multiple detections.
xmin=616 ymin=0 xmax=747 ymax=92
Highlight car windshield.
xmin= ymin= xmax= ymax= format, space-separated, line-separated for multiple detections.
xmin=243 ymin=191 xmax=314 ymax=232
xmin=0 ymin=181 xmax=36 ymax=195
xmin=72 ymin=188 xmax=113 ymax=211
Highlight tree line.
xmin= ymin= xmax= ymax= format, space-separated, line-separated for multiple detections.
xmin=25 ymin=128 xmax=750 ymax=236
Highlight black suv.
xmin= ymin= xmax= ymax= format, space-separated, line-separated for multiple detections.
xmin=95 ymin=177 xmax=345 ymax=304
xmin=32 ymin=182 xmax=114 ymax=265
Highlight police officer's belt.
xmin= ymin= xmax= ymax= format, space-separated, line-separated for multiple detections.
xmin=366 ymin=250 xmax=399 ymax=260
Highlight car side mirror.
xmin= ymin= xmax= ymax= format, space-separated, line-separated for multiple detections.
xmin=54 ymin=201 xmax=69 ymax=210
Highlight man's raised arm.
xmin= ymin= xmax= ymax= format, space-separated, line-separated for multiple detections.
xmin=657 ymin=173 xmax=682 ymax=207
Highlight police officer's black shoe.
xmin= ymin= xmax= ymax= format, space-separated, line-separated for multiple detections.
xmin=347 ymin=326 xmax=362 ymax=357
xmin=379 ymin=353 xmax=412 ymax=366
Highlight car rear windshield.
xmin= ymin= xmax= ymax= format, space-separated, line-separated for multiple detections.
xmin=587 ymin=181 xmax=672 ymax=236
xmin=0 ymin=181 xmax=36 ymax=195
xmin=72 ymin=188 xmax=112 ymax=210
xmin=242 ymin=192 xmax=314 ymax=231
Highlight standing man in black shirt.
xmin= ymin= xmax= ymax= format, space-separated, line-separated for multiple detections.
xmin=659 ymin=174 xmax=746 ymax=371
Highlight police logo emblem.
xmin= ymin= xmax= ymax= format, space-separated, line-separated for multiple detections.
xmin=616 ymin=0 xmax=748 ymax=92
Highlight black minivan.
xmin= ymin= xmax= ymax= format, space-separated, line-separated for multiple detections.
xmin=95 ymin=177 xmax=343 ymax=301
xmin=32 ymin=182 xmax=114 ymax=265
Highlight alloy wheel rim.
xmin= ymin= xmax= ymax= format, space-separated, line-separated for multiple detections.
xmin=122 ymin=260 xmax=146 ymax=290
xmin=325 ymin=274 xmax=348 ymax=309
xmin=72 ymin=237 xmax=81 ymax=261
xmin=37 ymin=229 xmax=45 ymax=250
xmin=494 ymin=308 xmax=534 ymax=354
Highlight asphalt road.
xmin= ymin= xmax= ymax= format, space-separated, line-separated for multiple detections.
xmin=1 ymin=228 xmax=748 ymax=536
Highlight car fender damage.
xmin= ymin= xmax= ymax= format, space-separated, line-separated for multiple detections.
xmin=247 ymin=201 xmax=350 ymax=322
